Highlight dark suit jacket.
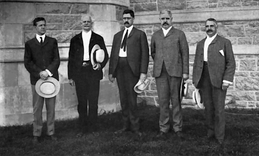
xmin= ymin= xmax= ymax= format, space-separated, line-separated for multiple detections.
xmin=151 ymin=27 xmax=189 ymax=78
xmin=24 ymin=36 xmax=60 ymax=85
xmin=193 ymin=35 xmax=236 ymax=88
xmin=109 ymin=27 xmax=149 ymax=77
xmin=68 ymin=31 xmax=109 ymax=80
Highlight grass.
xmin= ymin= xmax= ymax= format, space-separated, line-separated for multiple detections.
xmin=0 ymin=105 xmax=259 ymax=156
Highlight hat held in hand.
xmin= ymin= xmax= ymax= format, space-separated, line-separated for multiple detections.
xmin=35 ymin=77 xmax=60 ymax=98
xmin=91 ymin=44 xmax=105 ymax=69
xmin=134 ymin=79 xmax=151 ymax=94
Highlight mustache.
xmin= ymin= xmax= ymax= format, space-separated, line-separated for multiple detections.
xmin=124 ymin=21 xmax=129 ymax=24
xmin=162 ymin=22 xmax=169 ymax=26
xmin=206 ymin=29 xmax=213 ymax=33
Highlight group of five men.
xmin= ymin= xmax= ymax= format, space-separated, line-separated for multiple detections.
xmin=24 ymin=9 xmax=236 ymax=147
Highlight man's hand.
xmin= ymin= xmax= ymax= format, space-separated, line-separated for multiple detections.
xmin=39 ymin=71 xmax=48 ymax=80
xmin=109 ymin=74 xmax=115 ymax=83
xmin=69 ymin=79 xmax=75 ymax=86
xmin=183 ymin=74 xmax=189 ymax=81
xmin=139 ymin=73 xmax=147 ymax=82
xmin=222 ymin=82 xmax=230 ymax=90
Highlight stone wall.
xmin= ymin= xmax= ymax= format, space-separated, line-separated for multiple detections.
xmin=0 ymin=0 xmax=129 ymax=126
xmin=130 ymin=0 xmax=259 ymax=108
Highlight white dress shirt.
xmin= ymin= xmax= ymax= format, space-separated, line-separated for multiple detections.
xmin=119 ymin=25 xmax=133 ymax=57
xmin=82 ymin=30 xmax=92 ymax=61
xmin=162 ymin=26 xmax=172 ymax=37
xmin=36 ymin=34 xmax=46 ymax=43
xmin=204 ymin=34 xmax=217 ymax=62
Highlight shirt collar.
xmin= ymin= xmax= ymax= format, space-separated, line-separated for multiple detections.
xmin=124 ymin=25 xmax=133 ymax=33
xmin=36 ymin=34 xmax=46 ymax=42
xmin=206 ymin=33 xmax=217 ymax=41
xmin=82 ymin=30 xmax=92 ymax=36
xmin=162 ymin=26 xmax=173 ymax=36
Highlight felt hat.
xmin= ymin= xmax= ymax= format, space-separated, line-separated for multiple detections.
xmin=35 ymin=77 xmax=60 ymax=98
xmin=134 ymin=79 xmax=151 ymax=94
xmin=192 ymin=88 xmax=204 ymax=108
xmin=91 ymin=44 xmax=105 ymax=68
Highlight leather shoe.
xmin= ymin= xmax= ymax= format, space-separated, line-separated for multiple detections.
xmin=156 ymin=131 xmax=167 ymax=139
xmin=176 ymin=131 xmax=184 ymax=139
xmin=114 ymin=128 xmax=129 ymax=134
xmin=33 ymin=136 xmax=39 ymax=144
xmin=49 ymin=135 xmax=57 ymax=141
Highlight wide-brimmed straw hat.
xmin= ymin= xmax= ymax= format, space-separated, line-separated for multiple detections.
xmin=35 ymin=77 xmax=60 ymax=98
xmin=134 ymin=79 xmax=150 ymax=94
xmin=91 ymin=44 xmax=105 ymax=69
xmin=192 ymin=88 xmax=204 ymax=108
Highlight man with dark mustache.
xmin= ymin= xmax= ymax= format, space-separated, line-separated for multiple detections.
xmin=151 ymin=10 xmax=189 ymax=139
xmin=109 ymin=9 xmax=149 ymax=137
xmin=193 ymin=18 xmax=236 ymax=146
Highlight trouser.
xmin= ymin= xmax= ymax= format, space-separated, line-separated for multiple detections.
xmin=199 ymin=62 xmax=226 ymax=141
xmin=116 ymin=57 xmax=139 ymax=131
xmin=156 ymin=63 xmax=182 ymax=133
xmin=32 ymin=85 xmax=56 ymax=137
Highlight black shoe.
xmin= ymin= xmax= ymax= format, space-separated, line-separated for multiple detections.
xmin=176 ymin=131 xmax=184 ymax=139
xmin=49 ymin=135 xmax=57 ymax=141
xmin=33 ymin=136 xmax=39 ymax=144
xmin=114 ymin=128 xmax=129 ymax=134
xmin=156 ymin=131 xmax=167 ymax=139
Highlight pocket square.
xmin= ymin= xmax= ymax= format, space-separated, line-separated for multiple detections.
xmin=219 ymin=50 xmax=224 ymax=56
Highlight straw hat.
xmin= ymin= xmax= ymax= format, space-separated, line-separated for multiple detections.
xmin=35 ymin=77 xmax=60 ymax=98
xmin=91 ymin=44 xmax=105 ymax=69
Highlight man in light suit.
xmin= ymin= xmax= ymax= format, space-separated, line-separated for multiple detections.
xmin=109 ymin=9 xmax=149 ymax=137
xmin=193 ymin=18 xmax=236 ymax=145
xmin=68 ymin=14 xmax=109 ymax=136
xmin=151 ymin=10 xmax=189 ymax=139
xmin=24 ymin=17 xmax=60 ymax=143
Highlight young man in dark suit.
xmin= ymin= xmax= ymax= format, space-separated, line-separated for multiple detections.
xmin=108 ymin=9 xmax=149 ymax=137
xmin=68 ymin=14 xmax=109 ymax=136
xmin=193 ymin=18 xmax=236 ymax=146
xmin=151 ymin=10 xmax=189 ymax=139
xmin=24 ymin=17 xmax=60 ymax=143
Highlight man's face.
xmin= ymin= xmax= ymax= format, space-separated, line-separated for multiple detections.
xmin=35 ymin=20 xmax=46 ymax=35
xmin=81 ymin=15 xmax=93 ymax=32
xmin=159 ymin=12 xmax=172 ymax=29
xmin=205 ymin=20 xmax=218 ymax=37
xmin=123 ymin=13 xmax=134 ymax=28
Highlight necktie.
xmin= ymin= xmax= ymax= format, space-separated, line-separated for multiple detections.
xmin=40 ymin=37 xmax=43 ymax=44
xmin=120 ymin=30 xmax=128 ymax=51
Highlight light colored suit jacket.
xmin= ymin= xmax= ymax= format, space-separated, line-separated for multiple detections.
xmin=193 ymin=35 xmax=236 ymax=88
xmin=151 ymin=27 xmax=189 ymax=78
xmin=109 ymin=27 xmax=149 ymax=77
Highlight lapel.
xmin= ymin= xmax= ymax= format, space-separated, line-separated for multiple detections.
xmin=89 ymin=31 xmax=95 ymax=54
xmin=165 ymin=27 xmax=175 ymax=38
xmin=127 ymin=27 xmax=136 ymax=39
xmin=41 ymin=36 xmax=49 ymax=46
xmin=209 ymin=34 xmax=219 ymax=46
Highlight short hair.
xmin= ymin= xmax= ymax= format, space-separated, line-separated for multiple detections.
xmin=206 ymin=18 xmax=217 ymax=25
xmin=123 ymin=9 xmax=135 ymax=18
xmin=159 ymin=10 xmax=172 ymax=18
xmin=33 ymin=17 xmax=46 ymax=26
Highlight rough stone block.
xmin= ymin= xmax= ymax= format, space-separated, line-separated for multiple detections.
xmin=1 ymin=3 xmax=36 ymax=24
xmin=236 ymin=77 xmax=259 ymax=91
xmin=185 ymin=32 xmax=205 ymax=46
xmin=218 ymin=0 xmax=241 ymax=7
xmin=245 ymin=27 xmax=259 ymax=37
xmin=134 ymin=3 xmax=157 ymax=12
xmin=181 ymin=23 xmax=200 ymax=32
xmin=253 ymin=35 xmax=259 ymax=45
xmin=71 ymin=4 xmax=89 ymax=14
xmin=43 ymin=15 xmax=64 ymax=24
xmin=158 ymin=0 xmax=185 ymax=10
xmin=63 ymin=16 xmax=82 ymax=30
xmin=235 ymin=71 xmax=249 ymax=77
xmin=3 ymin=24 xmax=24 ymax=46
xmin=239 ymin=60 xmax=256 ymax=71
xmin=238 ymin=37 xmax=252 ymax=45
xmin=90 ymin=5 xmax=116 ymax=21
xmin=250 ymin=72 xmax=259 ymax=77
xmin=35 ymin=3 xmax=72 ymax=14
xmin=0 ymin=24 xmax=3 ymax=47
xmin=50 ymin=31 xmax=74 ymax=43
xmin=186 ymin=1 xmax=208 ymax=9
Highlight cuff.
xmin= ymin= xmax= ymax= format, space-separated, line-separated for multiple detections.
xmin=45 ymin=69 xmax=53 ymax=77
